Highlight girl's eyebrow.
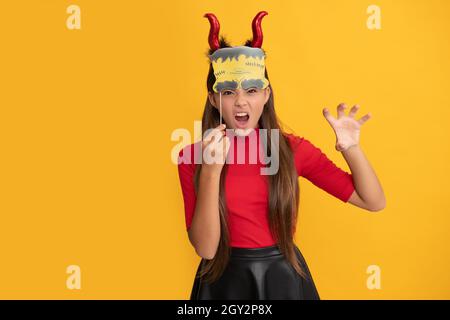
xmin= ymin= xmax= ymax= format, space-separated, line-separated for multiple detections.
xmin=221 ymin=87 xmax=257 ymax=94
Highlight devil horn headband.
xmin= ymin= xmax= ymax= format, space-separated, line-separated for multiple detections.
xmin=204 ymin=11 xmax=268 ymax=51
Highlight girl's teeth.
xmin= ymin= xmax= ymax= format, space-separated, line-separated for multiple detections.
xmin=235 ymin=112 xmax=250 ymax=124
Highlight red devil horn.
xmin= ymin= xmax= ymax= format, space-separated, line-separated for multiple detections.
xmin=251 ymin=11 xmax=268 ymax=48
xmin=204 ymin=13 xmax=220 ymax=51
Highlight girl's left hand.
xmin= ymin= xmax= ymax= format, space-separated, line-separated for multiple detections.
xmin=322 ymin=103 xmax=371 ymax=152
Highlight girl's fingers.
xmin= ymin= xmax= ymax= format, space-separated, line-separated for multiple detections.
xmin=218 ymin=136 xmax=230 ymax=162
xmin=337 ymin=103 xmax=347 ymax=119
xmin=348 ymin=104 xmax=360 ymax=118
xmin=204 ymin=134 xmax=229 ymax=164
xmin=204 ymin=131 xmax=224 ymax=151
xmin=222 ymin=136 xmax=231 ymax=157
xmin=207 ymin=131 xmax=225 ymax=150
xmin=203 ymin=124 xmax=226 ymax=146
xmin=205 ymin=125 xmax=226 ymax=149
xmin=358 ymin=113 xmax=372 ymax=125
xmin=322 ymin=107 xmax=336 ymax=125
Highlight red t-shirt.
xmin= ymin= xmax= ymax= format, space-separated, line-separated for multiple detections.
xmin=177 ymin=127 xmax=355 ymax=248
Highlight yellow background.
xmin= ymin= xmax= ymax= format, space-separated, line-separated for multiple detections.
xmin=0 ymin=0 xmax=449 ymax=299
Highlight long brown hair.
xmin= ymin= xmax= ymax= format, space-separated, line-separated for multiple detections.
xmin=193 ymin=37 xmax=308 ymax=284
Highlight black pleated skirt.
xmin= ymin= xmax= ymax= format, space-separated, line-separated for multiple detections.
xmin=190 ymin=244 xmax=320 ymax=300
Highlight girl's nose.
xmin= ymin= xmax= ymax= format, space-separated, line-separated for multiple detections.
xmin=234 ymin=90 xmax=248 ymax=106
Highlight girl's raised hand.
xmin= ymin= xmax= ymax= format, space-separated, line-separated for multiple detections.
xmin=322 ymin=103 xmax=371 ymax=152
xmin=201 ymin=124 xmax=231 ymax=175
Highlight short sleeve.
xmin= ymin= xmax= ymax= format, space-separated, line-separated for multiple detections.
xmin=286 ymin=134 xmax=355 ymax=203
xmin=177 ymin=143 xmax=199 ymax=230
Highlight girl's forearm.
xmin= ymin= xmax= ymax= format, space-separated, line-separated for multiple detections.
xmin=342 ymin=145 xmax=386 ymax=210
xmin=188 ymin=169 xmax=222 ymax=259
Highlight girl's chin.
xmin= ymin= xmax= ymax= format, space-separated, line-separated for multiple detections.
xmin=233 ymin=128 xmax=254 ymax=136
xmin=225 ymin=118 xmax=256 ymax=136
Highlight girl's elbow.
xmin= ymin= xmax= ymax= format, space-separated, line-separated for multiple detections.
xmin=189 ymin=233 xmax=219 ymax=259
xmin=195 ymin=247 xmax=217 ymax=260
xmin=368 ymin=197 xmax=386 ymax=212
xmin=188 ymin=225 xmax=220 ymax=260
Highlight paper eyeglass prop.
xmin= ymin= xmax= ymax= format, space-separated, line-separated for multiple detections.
xmin=204 ymin=11 xmax=270 ymax=126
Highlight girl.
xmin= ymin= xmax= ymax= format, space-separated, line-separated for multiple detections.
xmin=177 ymin=11 xmax=386 ymax=300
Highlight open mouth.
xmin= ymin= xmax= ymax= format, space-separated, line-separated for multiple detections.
xmin=234 ymin=112 xmax=250 ymax=127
